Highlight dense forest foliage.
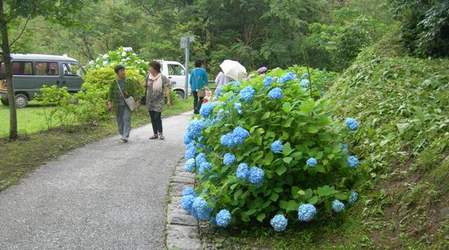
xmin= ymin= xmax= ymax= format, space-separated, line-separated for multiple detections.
xmin=6 ymin=0 xmax=392 ymax=73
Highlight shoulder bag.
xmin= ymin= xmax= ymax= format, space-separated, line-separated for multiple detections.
xmin=116 ymin=80 xmax=137 ymax=111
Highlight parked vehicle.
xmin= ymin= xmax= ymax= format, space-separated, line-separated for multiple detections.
xmin=0 ymin=54 xmax=84 ymax=108
xmin=156 ymin=60 xmax=188 ymax=99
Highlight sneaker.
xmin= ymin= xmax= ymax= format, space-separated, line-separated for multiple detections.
xmin=149 ymin=135 xmax=158 ymax=140
xmin=121 ymin=138 xmax=128 ymax=143
xmin=159 ymin=134 xmax=165 ymax=140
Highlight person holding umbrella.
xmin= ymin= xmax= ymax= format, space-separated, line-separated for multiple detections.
xmin=189 ymin=60 xmax=208 ymax=114
xmin=214 ymin=59 xmax=247 ymax=92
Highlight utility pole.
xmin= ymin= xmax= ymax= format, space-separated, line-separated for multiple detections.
xmin=181 ymin=35 xmax=194 ymax=99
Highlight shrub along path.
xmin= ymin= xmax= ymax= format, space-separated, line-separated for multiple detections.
xmin=0 ymin=112 xmax=190 ymax=249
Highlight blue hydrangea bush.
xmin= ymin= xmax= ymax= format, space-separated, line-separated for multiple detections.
xmin=182 ymin=67 xmax=361 ymax=231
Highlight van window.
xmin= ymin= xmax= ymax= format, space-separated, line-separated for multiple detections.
xmin=0 ymin=62 xmax=33 ymax=76
xmin=168 ymin=64 xmax=185 ymax=76
xmin=63 ymin=63 xmax=82 ymax=76
xmin=12 ymin=62 xmax=33 ymax=75
xmin=35 ymin=62 xmax=59 ymax=76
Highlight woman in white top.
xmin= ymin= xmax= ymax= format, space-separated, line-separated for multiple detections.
xmin=215 ymin=70 xmax=232 ymax=89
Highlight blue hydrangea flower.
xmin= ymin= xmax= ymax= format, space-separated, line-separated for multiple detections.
xmin=332 ymin=200 xmax=345 ymax=213
xmin=181 ymin=194 xmax=195 ymax=214
xmin=268 ymin=87 xmax=283 ymax=100
xmin=184 ymin=133 xmax=193 ymax=145
xmin=216 ymin=109 xmax=226 ymax=120
xmin=199 ymin=102 xmax=215 ymax=118
xmin=231 ymin=81 xmax=241 ymax=87
xmin=221 ymin=127 xmax=250 ymax=148
xmin=279 ymin=72 xmax=297 ymax=84
xmin=199 ymin=161 xmax=211 ymax=175
xmin=347 ymin=155 xmax=359 ymax=168
xmin=234 ymin=102 xmax=243 ymax=114
xmin=264 ymin=76 xmax=274 ymax=87
xmin=298 ymin=204 xmax=317 ymax=222
xmin=236 ymin=163 xmax=249 ymax=180
xmin=185 ymin=143 xmax=196 ymax=160
xmin=345 ymin=118 xmax=359 ymax=131
xmin=182 ymin=186 xmax=196 ymax=197
xmin=270 ymin=214 xmax=288 ymax=232
xmin=248 ymin=167 xmax=264 ymax=185
xmin=220 ymin=133 xmax=235 ymax=147
xmin=301 ymin=72 xmax=309 ymax=80
xmin=192 ymin=197 xmax=212 ymax=220
xmin=232 ymin=126 xmax=250 ymax=144
xmin=184 ymin=158 xmax=196 ymax=172
xmin=196 ymin=153 xmax=207 ymax=166
xmin=349 ymin=191 xmax=358 ymax=205
xmin=185 ymin=120 xmax=205 ymax=142
xmin=239 ymin=86 xmax=256 ymax=102
xmin=300 ymin=79 xmax=310 ymax=89
xmin=271 ymin=140 xmax=284 ymax=154
xmin=215 ymin=209 xmax=232 ymax=228
xmin=306 ymin=157 xmax=318 ymax=167
xmin=223 ymin=153 xmax=236 ymax=166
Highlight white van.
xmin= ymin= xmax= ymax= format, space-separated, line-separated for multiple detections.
xmin=156 ymin=60 xmax=188 ymax=98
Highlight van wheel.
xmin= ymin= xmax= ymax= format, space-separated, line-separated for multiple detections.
xmin=175 ymin=90 xmax=185 ymax=99
xmin=15 ymin=94 xmax=28 ymax=108
xmin=1 ymin=98 xmax=9 ymax=106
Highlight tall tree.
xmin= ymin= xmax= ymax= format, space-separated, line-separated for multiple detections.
xmin=0 ymin=0 xmax=91 ymax=140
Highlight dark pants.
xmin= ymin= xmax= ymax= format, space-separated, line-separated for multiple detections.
xmin=149 ymin=110 xmax=163 ymax=135
xmin=192 ymin=91 xmax=204 ymax=114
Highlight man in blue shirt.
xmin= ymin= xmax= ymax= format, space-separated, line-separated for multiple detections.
xmin=189 ymin=60 xmax=208 ymax=114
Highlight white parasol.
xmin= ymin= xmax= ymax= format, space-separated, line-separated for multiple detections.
xmin=219 ymin=60 xmax=247 ymax=81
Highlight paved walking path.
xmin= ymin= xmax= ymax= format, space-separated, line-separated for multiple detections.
xmin=0 ymin=112 xmax=191 ymax=250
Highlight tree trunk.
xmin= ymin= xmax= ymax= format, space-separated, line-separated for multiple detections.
xmin=0 ymin=0 xmax=18 ymax=140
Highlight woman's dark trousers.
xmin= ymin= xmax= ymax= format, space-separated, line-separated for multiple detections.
xmin=149 ymin=110 xmax=163 ymax=135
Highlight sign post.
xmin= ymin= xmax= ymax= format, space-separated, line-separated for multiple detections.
xmin=181 ymin=36 xmax=194 ymax=99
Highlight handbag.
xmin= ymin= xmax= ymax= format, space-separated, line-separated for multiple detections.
xmin=116 ymin=80 xmax=137 ymax=111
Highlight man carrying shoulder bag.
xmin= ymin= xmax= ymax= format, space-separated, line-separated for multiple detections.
xmin=107 ymin=65 xmax=141 ymax=143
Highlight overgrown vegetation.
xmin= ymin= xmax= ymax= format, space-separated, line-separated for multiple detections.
xmin=326 ymin=38 xmax=449 ymax=248
xmin=200 ymin=33 xmax=449 ymax=249
xmin=390 ymin=0 xmax=449 ymax=58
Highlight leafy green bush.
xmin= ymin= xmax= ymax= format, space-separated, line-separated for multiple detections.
xmin=35 ymin=85 xmax=76 ymax=128
xmin=86 ymin=47 xmax=148 ymax=76
xmin=37 ymin=67 xmax=144 ymax=126
xmin=181 ymin=68 xmax=362 ymax=230
xmin=390 ymin=0 xmax=449 ymax=57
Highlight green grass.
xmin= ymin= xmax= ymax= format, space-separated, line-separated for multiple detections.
xmin=0 ymin=97 xmax=192 ymax=192
xmin=0 ymin=103 xmax=62 ymax=137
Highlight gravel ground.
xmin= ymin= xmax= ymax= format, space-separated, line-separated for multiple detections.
xmin=0 ymin=112 xmax=191 ymax=250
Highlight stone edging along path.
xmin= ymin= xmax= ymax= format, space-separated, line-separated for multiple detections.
xmin=165 ymin=159 xmax=202 ymax=250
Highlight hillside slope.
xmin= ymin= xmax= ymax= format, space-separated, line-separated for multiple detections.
xmin=326 ymin=40 xmax=449 ymax=249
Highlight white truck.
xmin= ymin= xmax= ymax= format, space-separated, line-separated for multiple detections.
xmin=156 ymin=60 xmax=188 ymax=99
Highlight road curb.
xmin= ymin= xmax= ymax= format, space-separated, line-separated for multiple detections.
xmin=165 ymin=159 xmax=201 ymax=250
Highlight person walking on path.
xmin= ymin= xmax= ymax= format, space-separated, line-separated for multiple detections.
xmin=145 ymin=61 xmax=172 ymax=140
xmin=108 ymin=65 xmax=141 ymax=143
xmin=189 ymin=60 xmax=208 ymax=114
